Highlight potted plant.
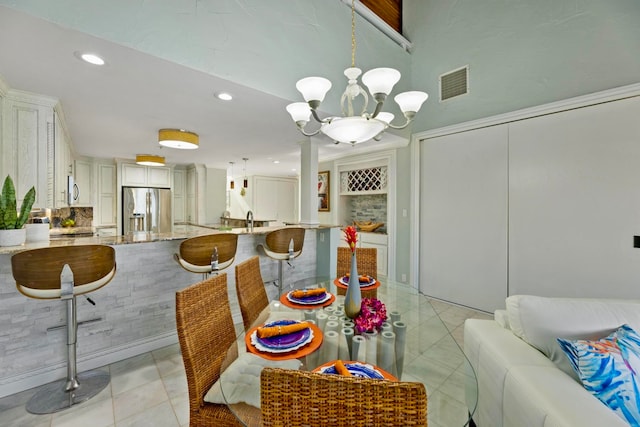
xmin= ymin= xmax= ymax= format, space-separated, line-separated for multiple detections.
xmin=0 ymin=175 xmax=36 ymax=246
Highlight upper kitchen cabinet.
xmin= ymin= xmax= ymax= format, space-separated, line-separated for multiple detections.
xmin=95 ymin=160 xmax=116 ymax=227
xmin=173 ymin=168 xmax=186 ymax=223
xmin=253 ymin=176 xmax=298 ymax=224
xmin=121 ymin=162 xmax=171 ymax=187
xmin=1 ymin=90 xmax=58 ymax=208
xmin=53 ymin=111 xmax=73 ymax=208
xmin=74 ymin=159 xmax=93 ymax=206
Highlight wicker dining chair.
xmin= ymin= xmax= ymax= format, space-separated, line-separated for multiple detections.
xmin=235 ymin=255 xmax=269 ymax=330
xmin=175 ymin=274 xmax=243 ymax=426
xmin=260 ymin=367 xmax=427 ymax=427
xmin=336 ymin=246 xmax=378 ymax=298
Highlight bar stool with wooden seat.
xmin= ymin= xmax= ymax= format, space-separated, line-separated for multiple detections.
xmin=336 ymin=246 xmax=378 ymax=299
xmin=11 ymin=245 xmax=117 ymax=414
xmin=256 ymin=227 xmax=305 ymax=296
xmin=174 ymin=233 xmax=238 ymax=280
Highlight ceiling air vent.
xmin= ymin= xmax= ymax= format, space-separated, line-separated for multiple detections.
xmin=440 ymin=66 xmax=469 ymax=101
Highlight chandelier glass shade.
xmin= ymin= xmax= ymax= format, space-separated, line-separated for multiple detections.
xmin=136 ymin=154 xmax=165 ymax=166
xmin=158 ymin=129 xmax=199 ymax=149
xmin=285 ymin=1 xmax=428 ymax=145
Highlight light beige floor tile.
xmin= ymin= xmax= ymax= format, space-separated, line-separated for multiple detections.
xmin=170 ymin=392 xmax=189 ymax=426
xmin=111 ymin=353 xmax=160 ymax=395
xmin=422 ymin=335 xmax=465 ymax=372
xmin=403 ymin=354 xmax=455 ymax=393
xmin=427 ymin=389 xmax=472 ymax=427
xmin=0 ymin=404 xmax=51 ymax=427
xmin=51 ymin=396 xmax=114 ymax=427
xmin=161 ymin=370 xmax=188 ymax=399
xmin=436 ymin=368 xmax=468 ymax=404
xmin=154 ymin=352 xmax=185 ymax=378
xmin=116 ymin=401 xmax=179 ymax=427
xmin=113 ymin=379 xmax=169 ymax=422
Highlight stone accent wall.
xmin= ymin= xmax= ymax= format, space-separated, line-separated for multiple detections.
xmin=348 ymin=194 xmax=387 ymax=233
xmin=0 ymin=230 xmax=317 ymax=397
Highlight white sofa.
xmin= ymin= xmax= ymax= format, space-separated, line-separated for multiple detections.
xmin=464 ymin=295 xmax=640 ymax=427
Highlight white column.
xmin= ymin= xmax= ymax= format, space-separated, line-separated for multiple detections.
xmin=298 ymin=137 xmax=319 ymax=225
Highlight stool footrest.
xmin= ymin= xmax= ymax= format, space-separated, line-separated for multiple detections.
xmin=25 ymin=370 xmax=110 ymax=414
xmin=46 ymin=317 xmax=102 ymax=332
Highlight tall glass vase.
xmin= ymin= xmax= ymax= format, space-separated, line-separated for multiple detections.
xmin=344 ymin=251 xmax=362 ymax=319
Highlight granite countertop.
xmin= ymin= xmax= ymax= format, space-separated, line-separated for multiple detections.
xmin=0 ymin=223 xmax=342 ymax=255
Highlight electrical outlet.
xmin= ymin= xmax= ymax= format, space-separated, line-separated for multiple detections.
xmin=320 ymin=232 xmax=325 ymax=242
xmin=401 ymin=273 xmax=407 ymax=282
xmin=402 ymin=209 xmax=407 ymax=217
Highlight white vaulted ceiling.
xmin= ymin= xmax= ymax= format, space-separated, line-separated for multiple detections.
xmin=0 ymin=1 xmax=412 ymax=176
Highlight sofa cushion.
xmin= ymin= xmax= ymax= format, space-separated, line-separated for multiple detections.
xmin=558 ymin=324 xmax=640 ymax=426
xmin=505 ymin=295 xmax=640 ymax=380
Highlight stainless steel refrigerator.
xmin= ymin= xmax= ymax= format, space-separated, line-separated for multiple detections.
xmin=122 ymin=187 xmax=172 ymax=234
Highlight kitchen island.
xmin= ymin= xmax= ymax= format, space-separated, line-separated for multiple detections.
xmin=0 ymin=224 xmax=339 ymax=397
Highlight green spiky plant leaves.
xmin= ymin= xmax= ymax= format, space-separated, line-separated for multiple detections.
xmin=0 ymin=175 xmax=36 ymax=229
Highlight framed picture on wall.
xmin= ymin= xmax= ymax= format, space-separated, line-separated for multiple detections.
xmin=318 ymin=171 xmax=330 ymax=212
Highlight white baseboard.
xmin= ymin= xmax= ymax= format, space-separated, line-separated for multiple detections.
xmin=0 ymin=332 xmax=178 ymax=398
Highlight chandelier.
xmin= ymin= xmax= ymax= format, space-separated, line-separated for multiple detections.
xmin=286 ymin=0 xmax=428 ymax=145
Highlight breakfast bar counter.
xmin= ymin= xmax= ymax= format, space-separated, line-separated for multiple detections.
xmin=0 ymin=224 xmax=338 ymax=397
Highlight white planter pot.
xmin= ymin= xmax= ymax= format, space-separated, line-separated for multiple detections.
xmin=0 ymin=228 xmax=26 ymax=247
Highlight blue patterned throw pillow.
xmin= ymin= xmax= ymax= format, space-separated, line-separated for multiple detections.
xmin=558 ymin=324 xmax=640 ymax=426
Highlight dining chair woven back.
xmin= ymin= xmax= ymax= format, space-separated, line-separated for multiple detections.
xmin=336 ymin=246 xmax=378 ymax=298
xmin=260 ymin=367 xmax=427 ymax=426
xmin=235 ymin=256 xmax=269 ymax=330
xmin=175 ymin=274 xmax=242 ymax=426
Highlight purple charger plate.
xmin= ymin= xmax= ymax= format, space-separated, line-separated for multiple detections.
xmin=256 ymin=320 xmax=311 ymax=350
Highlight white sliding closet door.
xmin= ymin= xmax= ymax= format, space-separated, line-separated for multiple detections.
xmin=509 ymin=96 xmax=640 ymax=297
xmin=420 ymin=125 xmax=508 ymax=312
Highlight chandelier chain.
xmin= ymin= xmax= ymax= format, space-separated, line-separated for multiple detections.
xmin=351 ymin=0 xmax=356 ymax=67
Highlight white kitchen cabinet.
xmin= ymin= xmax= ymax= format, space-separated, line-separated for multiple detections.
xmin=121 ymin=163 xmax=171 ymax=187
xmin=148 ymin=166 xmax=171 ymax=187
xmin=186 ymin=166 xmax=197 ymax=223
xmin=74 ymin=159 xmax=93 ymax=206
xmin=360 ymin=232 xmax=388 ymax=276
xmin=253 ymin=176 xmax=298 ymax=224
xmin=1 ymin=91 xmax=57 ymax=209
xmin=95 ymin=162 xmax=116 ymax=226
xmin=96 ymin=227 xmax=117 ymax=237
xmin=173 ymin=168 xmax=186 ymax=223
xmin=53 ymin=111 xmax=73 ymax=208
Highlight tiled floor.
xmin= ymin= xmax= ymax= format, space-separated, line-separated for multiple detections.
xmin=0 ymin=297 xmax=492 ymax=427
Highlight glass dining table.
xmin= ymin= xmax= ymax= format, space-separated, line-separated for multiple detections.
xmin=219 ymin=276 xmax=478 ymax=426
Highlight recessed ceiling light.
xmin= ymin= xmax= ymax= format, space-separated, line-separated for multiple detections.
xmin=292 ymin=168 xmax=297 ymax=172
xmin=273 ymin=160 xmax=280 ymax=164
xmin=77 ymin=52 xmax=105 ymax=65
xmin=216 ymin=92 xmax=233 ymax=101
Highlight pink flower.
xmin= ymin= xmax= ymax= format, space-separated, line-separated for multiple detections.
xmin=344 ymin=226 xmax=358 ymax=253
xmin=354 ymin=298 xmax=388 ymax=334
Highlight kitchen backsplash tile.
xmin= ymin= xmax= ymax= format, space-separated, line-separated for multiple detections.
xmin=29 ymin=207 xmax=94 ymax=228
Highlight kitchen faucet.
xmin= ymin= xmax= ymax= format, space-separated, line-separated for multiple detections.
xmin=246 ymin=210 xmax=254 ymax=232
